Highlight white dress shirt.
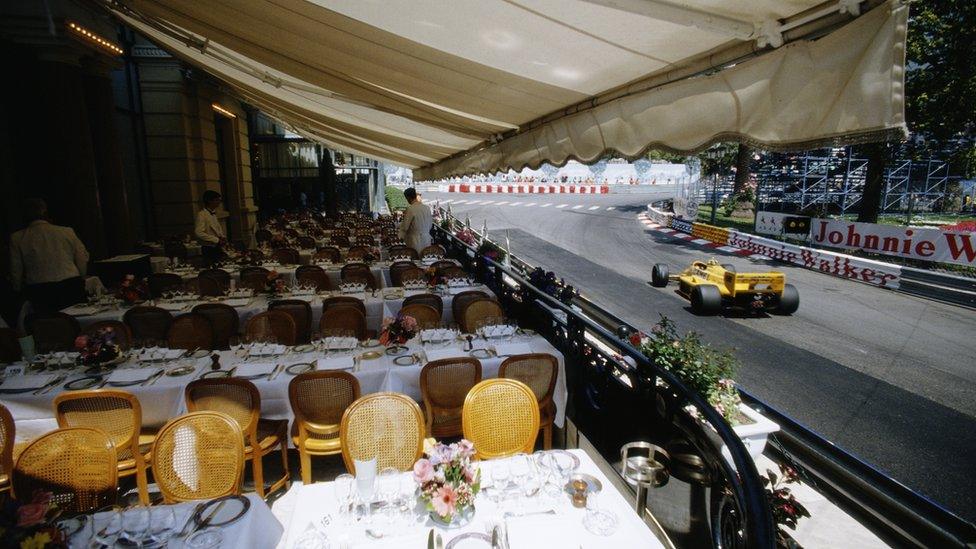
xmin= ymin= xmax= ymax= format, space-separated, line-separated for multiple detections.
xmin=195 ymin=208 xmax=225 ymax=245
xmin=398 ymin=201 xmax=433 ymax=253
xmin=9 ymin=220 xmax=89 ymax=291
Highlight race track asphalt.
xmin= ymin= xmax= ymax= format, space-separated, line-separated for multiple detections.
xmin=428 ymin=191 xmax=976 ymax=523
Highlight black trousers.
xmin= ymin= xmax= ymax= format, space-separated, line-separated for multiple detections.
xmin=25 ymin=276 xmax=86 ymax=315
xmin=201 ymin=245 xmax=224 ymax=266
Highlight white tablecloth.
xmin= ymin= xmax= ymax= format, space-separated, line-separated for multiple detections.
xmin=271 ymin=450 xmax=664 ymax=549
xmin=3 ymin=333 xmax=565 ymax=443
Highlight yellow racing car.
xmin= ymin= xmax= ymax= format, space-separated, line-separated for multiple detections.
xmin=651 ymin=259 xmax=799 ymax=315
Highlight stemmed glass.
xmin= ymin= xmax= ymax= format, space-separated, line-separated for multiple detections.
xmin=490 ymin=460 xmax=510 ymax=504
xmin=147 ymin=506 xmax=175 ymax=547
xmin=120 ymin=506 xmax=149 ymax=546
xmin=89 ymin=507 xmax=122 ymax=548
xmin=510 ymin=454 xmax=531 ymax=513
xmin=334 ymin=473 xmax=355 ymax=519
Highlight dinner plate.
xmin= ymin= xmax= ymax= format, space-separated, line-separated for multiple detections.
xmin=285 ymin=362 xmax=315 ymax=375
xmin=188 ymin=349 xmax=211 ymax=359
xmin=193 ymin=495 xmax=250 ymax=528
xmin=361 ymin=339 xmax=381 ymax=348
xmin=384 ymin=345 xmax=408 ymax=356
xmin=446 ymin=532 xmax=491 ymax=548
xmin=199 ymin=369 xmax=233 ymax=379
xmin=165 ymin=365 xmax=196 ymax=377
xmin=108 ymin=378 xmax=149 ymax=387
xmin=393 ymin=355 xmax=418 ymax=366
xmin=64 ymin=375 xmax=103 ymax=390
xmin=359 ymin=351 xmax=382 ymax=360
xmin=293 ymin=344 xmax=314 ymax=353
xmin=469 ymin=348 xmax=494 ymax=359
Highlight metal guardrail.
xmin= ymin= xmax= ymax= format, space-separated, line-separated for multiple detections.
xmin=899 ymin=267 xmax=976 ymax=309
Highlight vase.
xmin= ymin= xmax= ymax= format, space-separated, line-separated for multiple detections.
xmin=429 ymin=505 xmax=475 ymax=529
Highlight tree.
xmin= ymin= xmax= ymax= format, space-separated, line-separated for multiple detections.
xmin=859 ymin=1 xmax=976 ymax=221
xmin=733 ymin=144 xmax=753 ymax=195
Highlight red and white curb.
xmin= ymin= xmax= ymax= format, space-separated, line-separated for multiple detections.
xmin=438 ymin=184 xmax=609 ymax=194
xmin=636 ymin=213 xmax=768 ymax=260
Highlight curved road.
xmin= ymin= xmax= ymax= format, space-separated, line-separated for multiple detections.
xmin=429 ymin=191 xmax=976 ymax=522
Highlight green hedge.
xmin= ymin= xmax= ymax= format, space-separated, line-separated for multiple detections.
xmin=385 ymin=186 xmax=408 ymax=211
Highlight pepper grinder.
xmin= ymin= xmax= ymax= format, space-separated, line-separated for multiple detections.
xmin=210 ymin=353 xmax=221 ymax=371
xmin=464 ymin=334 xmax=474 ymax=352
xmin=571 ymin=478 xmax=588 ymax=508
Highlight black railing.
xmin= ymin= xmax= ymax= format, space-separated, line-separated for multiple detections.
xmin=432 ymin=214 xmax=776 ymax=548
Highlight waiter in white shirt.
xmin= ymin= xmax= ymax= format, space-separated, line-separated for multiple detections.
xmin=195 ymin=190 xmax=226 ymax=265
xmin=9 ymin=198 xmax=90 ymax=313
xmin=397 ymin=187 xmax=432 ymax=254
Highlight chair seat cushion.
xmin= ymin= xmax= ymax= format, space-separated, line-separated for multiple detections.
xmin=250 ymin=419 xmax=288 ymax=452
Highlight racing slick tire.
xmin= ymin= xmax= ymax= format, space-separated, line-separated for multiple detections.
xmin=651 ymin=264 xmax=670 ymax=287
xmin=774 ymin=284 xmax=800 ymax=315
xmin=690 ymin=284 xmax=722 ymax=315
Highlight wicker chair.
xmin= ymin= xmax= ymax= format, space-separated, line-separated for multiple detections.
xmin=0 ymin=328 xmax=21 ymax=363
xmin=439 ymin=266 xmax=468 ymax=280
xmin=330 ymin=235 xmax=351 ymax=248
xmin=184 ymin=276 xmax=222 ymax=297
xmin=431 ymin=260 xmax=457 ymax=275
xmin=420 ymin=358 xmax=482 ymax=438
xmin=297 ymin=236 xmax=317 ymax=250
xmin=340 ymin=393 xmax=424 ymax=474
xmin=244 ymin=310 xmax=297 ymax=346
xmin=314 ymin=247 xmax=341 ymax=263
xmin=0 ymin=404 xmax=13 ymax=495
xmin=272 ymin=248 xmax=300 ymax=265
xmin=459 ymin=298 xmax=504 ymax=334
xmin=451 ymin=291 xmax=489 ymax=329
xmin=399 ymin=304 xmax=441 ymax=328
xmin=255 ymin=229 xmax=273 ymax=244
xmin=123 ymin=306 xmax=174 ymax=343
xmin=29 ymin=313 xmax=80 ymax=353
xmin=340 ymin=263 xmax=377 ymax=290
xmin=13 ymin=427 xmax=117 ymax=513
xmin=149 ymin=273 xmax=184 ymax=299
xmin=346 ymin=246 xmax=371 ymax=261
xmin=387 ymin=245 xmax=418 ymax=260
xmin=296 ymin=265 xmax=333 ymax=291
xmin=322 ymin=296 xmax=367 ymax=317
xmin=320 ymin=306 xmax=370 ymax=340
xmin=269 ymin=299 xmax=313 ymax=344
xmin=53 ymin=390 xmax=153 ymax=504
xmin=462 ymin=379 xmax=540 ymax=459
xmin=289 ymin=372 xmax=361 ymax=484
xmin=167 ymin=313 xmax=214 ymax=350
xmin=199 ymin=268 xmax=231 ymax=291
xmin=420 ymin=245 xmax=445 ymax=258
xmin=185 ymin=379 xmax=290 ymax=498
xmin=151 ymin=411 xmax=245 ymax=503
xmin=240 ymin=267 xmax=271 ymax=292
xmin=500 ymin=354 xmax=559 ymax=449
xmin=83 ymin=320 xmax=133 ymax=350
xmin=390 ymin=263 xmax=425 ymax=287
xmin=191 ymin=303 xmax=239 ymax=349
xmin=403 ymin=293 xmax=444 ymax=317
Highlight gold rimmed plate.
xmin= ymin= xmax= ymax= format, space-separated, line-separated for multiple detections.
xmin=384 ymin=345 xmax=408 ymax=356
xmin=165 ymin=365 xmax=196 ymax=377
xmin=393 ymin=355 xmax=419 ymax=366
xmin=285 ymin=362 xmax=315 ymax=375
xmin=64 ymin=375 xmax=103 ymax=391
xmin=469 ymin=348 xmax=494 ymax=359
xmin=360 ymin=351 xmax=382 ymax=360
xmin=361 ymin=339 xmax=381 ymax=348
xmin=199 ymin=369 xmax=233 ymax=379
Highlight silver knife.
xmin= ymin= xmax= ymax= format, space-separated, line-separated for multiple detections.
xmin=142 ymin=370 xmax=164 ymax=386
xmin=268 ymin=363 xmax=283 ymax=381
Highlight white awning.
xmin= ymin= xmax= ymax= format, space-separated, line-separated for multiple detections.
xmin=104 ymin=0 xmax=908 ymax=177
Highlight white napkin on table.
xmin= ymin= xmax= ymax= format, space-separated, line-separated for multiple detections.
xmin=424 ymin=348 xmax=467 ymax=363
xmin=481 ymin=325 xmax=517 ymax=339
xmin=316 ymin=357 xmax=354 ymax=371
xmin=491 ymin=343 xmax=534 ymax=358
xmin=249 ymin=344 xmax=286 ymax=356
xmin=107 ymin=368 xmax=159 ymax=384
xmin=234 ymin=362 xmax=276 ymax=378
xmin=0 ymin=374 xmax=57 ymax=390
xmin=325 ymin=337 xmax=359 ymax=350
xmin=420 ymin=328 xmax=455 ymax=342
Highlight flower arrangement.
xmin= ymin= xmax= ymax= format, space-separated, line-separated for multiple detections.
xmin=74 ymin=327 xmax=122 ymax=366
xmin=379 ymin=314 xmax=418 ymax=346
xmin=0 ymin=491 xmax=66 ymax=549
xmin=266 ymin=270 xmax=286 ymax=295
xmin=425 ymin=266 xmax=443 ymax=288
xmin=476 ymin=240 xmax=506 ymax=263
xmin=525 ymin=268 xmax=578 ymax=305
xmin=630 ymin=316 xmax=742 ymax=425
xmin=454 ymin=229 xmax=477 ymax=246
xmin=414 ymin=438 xmax=480 ymax=523
xmin=116 ymin=274 xmax=148 ymax=305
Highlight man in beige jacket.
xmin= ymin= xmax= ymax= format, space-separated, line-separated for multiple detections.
xmin=397 ymin=187 xmax=432 ymax=254
xmin=9 ymin=199 xmax=89 ymax=313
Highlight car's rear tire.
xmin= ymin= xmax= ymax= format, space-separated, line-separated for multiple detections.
xmin=651 ymin=263 xmax=670 ymax=287
xmin=721 ymin=264 xmax=736 ymax=273
xmin=774 ymin=284 xmax=800 ymax=315
xmin=690 ymin=284 xmax=722 ymax=315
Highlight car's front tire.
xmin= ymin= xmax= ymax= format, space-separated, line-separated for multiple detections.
xmin=651 ymin=263 xmax=670 ymax=287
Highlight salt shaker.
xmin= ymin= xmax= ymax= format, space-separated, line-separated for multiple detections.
xmin=571 ymin=478 xmax=588 ymax=508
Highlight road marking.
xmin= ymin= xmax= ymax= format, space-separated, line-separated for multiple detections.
xmin=572 ymin=205 xmax=584 ymax=209
xmin=525 ymin=202 xmax=536 ymax=207
xmin=509 ymin=201 xmax=522 ymax=206
xmin=467 ymin=200 xmax=482 ymax=205
xmin=606 ymin=206 xmax=615 ymax=211
xmin=556 ymin=204 xmax=568 ymax=209
xmin=440 ymin=199 xmax=454 ymax=203
xmin=454 ymin=199 xmax=468 ymax=204
xmin=495 ymin=201 xmax=508 ymax=205
xmin=540 ymin=203 xmax=551 ymax=208
xmin=480 ymin=200 xmax=495 ymax=205
xmin=588 ymin=206 xmax=600 ymax=210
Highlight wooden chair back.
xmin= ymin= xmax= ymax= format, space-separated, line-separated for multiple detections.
xmin=462 ymin=379 xmax=540 ymax=459
xmin=150 ymin=411 xmax=244 ymax=503
xmin=340 ymin=393 xmax=424 ymax=474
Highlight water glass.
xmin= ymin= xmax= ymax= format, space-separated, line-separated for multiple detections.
xmin=186 ymin=528 xmax=224 ymax=549
xmin=147 ymin=506 xmax=175 ymax=547
xmin=89 ymin=508 xmax=122 ymax=547
xmin=120 ymin=506 xmax=149 ymax=546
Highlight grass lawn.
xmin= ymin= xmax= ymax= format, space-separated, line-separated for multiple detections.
xmin=385 ymin=186 xmax=408 ymax=211
xmin=695 ymin=205 xmax=755 ymax=232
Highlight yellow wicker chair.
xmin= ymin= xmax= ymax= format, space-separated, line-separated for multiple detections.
xmin=13 ymin=427 xmax=117 ymax=513
xmin=289 ymin=371 xmax=361 ymax=484
xmin=0 ymin=404 xmax=13 ymax=495
xmin=420 ymin=358 xmax=482 ymax=438
xmin=53 ymin=390 xmax=153 ymax=505
xmin=151 ymin=411 xmax=245 ymax=503
xmin=460 ymin=298 xmax=505 ymax=334
xmin=185 ymin=379 xmax=290 ymax=498
xmin=340 ymin=393 xmax=424 ymax=474
xmin=499 ymin=354 xmax=559 ymax=450
xmin=462 ymin=379 xmax=540 ymax=459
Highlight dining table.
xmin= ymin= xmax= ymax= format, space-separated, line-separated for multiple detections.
xmin=270 ymin=449 xmax=665 ymax=548
xmin=2 ymin=330 xmax=567 ymax=445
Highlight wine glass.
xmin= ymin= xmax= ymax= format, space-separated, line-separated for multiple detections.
xmin=89 ymin=507 xmax=122 ymax=548
xmin=120 ymin=506 xmax=149 ymax=546
xmin=491 ymin=460 xmax=510 ymax=504
xmin=583 ymin=489 xmax=619 ymax=536
xmin=148 ymin=506 xmax=176 ymax=546
xmin=334 ymin=473 xmax=354 ymax=517
xmin=510 ymin=454 xmax=531 ymax=512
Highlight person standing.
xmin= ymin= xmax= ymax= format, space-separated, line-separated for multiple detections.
xmin=195 ymin=190 xmax=226 ymax=265
xmin=397 ymin=187 xmax=432 ymax=254
xmin=9 ymin=198 xmax=89 ymax=313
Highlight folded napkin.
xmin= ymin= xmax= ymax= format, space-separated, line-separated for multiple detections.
xmin=420 ymin=328 xmax=455 ymax=342
xmin=317 ymin=357 xmax=354 ymax=371
xmin=233 ymin=362 xmax=276 ymax=378
xmin=107 ymin=368 xmax=159 ymax=385
xmin=325 ymin=337 xmax=359 ymax=350
xmin=424 ymin=348 xmax=467 ymax=363
xmin=481 ymin=325 xmax=516 ymax=338
xmin=339 ymin=284 xmax=367 ymax=294
xmin=249 ymin=344 xmax=287 ymax=356
xmin=446 ymin=278 xmax=473 ymax=287
xmin=0 ymin=374 xmax=57 ymax=391
xmin=403 ymin=282 xmax=428 ymax=291
xmin=491 ymin=343 xmax=534 ymax=357
xmin=61 ymin=304 xmax=102 ymax=316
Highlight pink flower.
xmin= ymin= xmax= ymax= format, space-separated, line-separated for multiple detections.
xmin=16 ymin=503 xmax=48 ymax=527
xmin=413 ymin=458 xmax=434 ymax=484
xmin=73 ymin=335 xmax=89 ymax=350
xmin=457 ymin=439 xmax=475 ymax=458
xmin=381 ymin=317 xmax=393 ymax=329
xmin=431 ymin=485 xmax=457 ymax=518
xmin=401 ymin=315 xmax=417 ymax=331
